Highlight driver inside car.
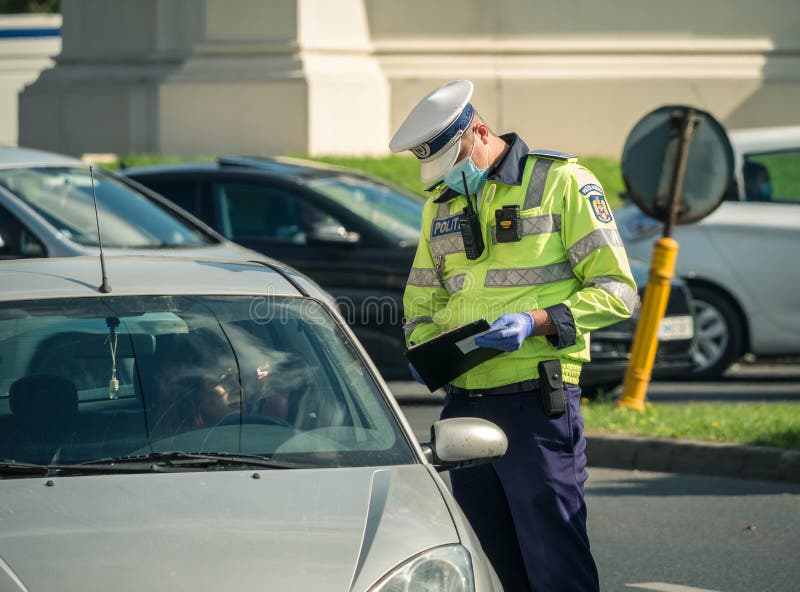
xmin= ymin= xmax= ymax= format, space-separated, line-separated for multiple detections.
xmin=193 ymin=367 xmax=242 ymax=428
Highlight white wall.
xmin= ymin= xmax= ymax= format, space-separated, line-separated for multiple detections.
xmin=0 ymin=14 xmax=60 ymax=146
xmin=368 ymin=0 xmax=800 ymax=156
xmin=17 ymin=0 xmax=800 ymax=158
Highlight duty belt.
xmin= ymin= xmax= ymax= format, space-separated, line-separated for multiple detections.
xmin=447 ymin=379 xmax=539 ymax=397
xmin=448 ymin=378 xmax=578 ymax=397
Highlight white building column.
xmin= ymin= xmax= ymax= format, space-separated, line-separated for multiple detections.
xmin=19 ymin=0 xmax=389 ymax=157
xmin=0 ymin=14 xmax=60 ymax=146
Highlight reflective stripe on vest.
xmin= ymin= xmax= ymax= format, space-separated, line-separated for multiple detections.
xmin=443 ymin=274 xmax=466 ymax=294
xmin=407 ymin=267 xmax=441 ymax=287
xmin=568 ymin=228 xmax=624 ymax=268
xmin=484 ymin=261 xmax=573 ymax=287
xmin=523 ymin=158 xmax=552 ymax=209
xmin=431 ymin=233 xmax=464 ymax=258
xmin=491 ymin=213 xmax=561 ymax=244
xmin=584 ymin=276 xmax=638 ymax=314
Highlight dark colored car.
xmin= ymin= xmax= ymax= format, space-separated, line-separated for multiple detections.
xmin=123 ymin=157 xmax=420 ymax=378
xmin=123 ymin=156 xmax=695 ymax=387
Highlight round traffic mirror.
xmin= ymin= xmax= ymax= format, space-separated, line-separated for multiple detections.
xmin=621 ymin=105 xmax=734 ymax=225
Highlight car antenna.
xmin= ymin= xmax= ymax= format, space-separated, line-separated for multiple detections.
xmin=89 ymin=165 xmax=112 ymax=293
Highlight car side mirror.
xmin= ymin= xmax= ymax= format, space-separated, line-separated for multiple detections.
xmin=307 ymin=223 xmax=360 ymax=246
xmin=420 ymin=417 xmax=508 ymax=472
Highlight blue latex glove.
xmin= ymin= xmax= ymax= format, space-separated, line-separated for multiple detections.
xmin=474 ymin=313 xmax=535 ymax=352
xmin=408 ymin=362 xmax=425 ymax=384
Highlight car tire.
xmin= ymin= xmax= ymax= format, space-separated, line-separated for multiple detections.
xmin=688 ymin=285 xmax=744 ymax=380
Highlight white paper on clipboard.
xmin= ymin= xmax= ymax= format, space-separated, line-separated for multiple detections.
xmin=455 ymin=328 xmax=495 ymax=354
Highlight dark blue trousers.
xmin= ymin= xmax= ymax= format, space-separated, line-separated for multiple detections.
xmin=440 ymin=385 xmax=599 ymax=592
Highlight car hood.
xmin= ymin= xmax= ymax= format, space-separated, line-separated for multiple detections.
xmin=0 ymin=465 xmax=457 ymax=592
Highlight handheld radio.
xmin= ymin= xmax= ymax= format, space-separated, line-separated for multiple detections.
xmin=458 ymin=171 xmax=484 ymax=259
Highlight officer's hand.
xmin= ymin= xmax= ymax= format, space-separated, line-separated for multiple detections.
xmin=475 ymin=313 xmax=535 ymax=352
xmin=408 ymin=362 xmax=425 ymax=385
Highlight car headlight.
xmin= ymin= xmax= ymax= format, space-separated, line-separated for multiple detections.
xmin=370 ymin=544 xmax=475 ymax=592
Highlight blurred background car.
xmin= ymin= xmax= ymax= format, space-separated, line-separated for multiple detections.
xmin=616 ymin=126 xmax=800 ymax=379
xmin=123 ymin=156 xmax=422 ymax=378
xmin=123 ymin=156 xmax=695 ymax=388
xmin=0 ymin=256 xmax=504 ymax=592
xmin=0 ymin=147 xmax=267 ymax=263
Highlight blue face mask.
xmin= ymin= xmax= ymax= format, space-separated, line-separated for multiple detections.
xmin=442 ymin=138 xmax=488 ymax=196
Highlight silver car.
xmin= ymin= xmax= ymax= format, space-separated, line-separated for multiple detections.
xmin=0 ymin=147 xmax=264 ymax=262
xmin=0 ymin=256 xmax=505 ymax=592
xmin=617 ymin=126 xmax=800 ymax=378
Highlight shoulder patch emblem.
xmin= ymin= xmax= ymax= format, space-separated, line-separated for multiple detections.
xmin=589 ymin=194 xmax=613 ymax=223
xmin=579 ymin=183 xmax=604 ymax=196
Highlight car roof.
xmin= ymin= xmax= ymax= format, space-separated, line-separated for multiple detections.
xmin=0 ymin=256 xmax=303 ymax=302
xmin=0 ymin=146 xmax=84 ymax=168
xmin=729 ymin=126 xmax=800 ymax=156
xmin=122 ymin=155 xmax=364 ymax=179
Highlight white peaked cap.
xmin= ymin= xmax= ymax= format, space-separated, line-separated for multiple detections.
xmin=389 ymin=80 xmax=475 ymax=183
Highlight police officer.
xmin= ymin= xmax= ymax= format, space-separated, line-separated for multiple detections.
xmin=391 ymin=80 xmax=636 ymax=592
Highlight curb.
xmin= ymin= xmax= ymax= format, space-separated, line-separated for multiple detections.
xmin=585 ymin=432 xmax=800 ymax=484
xmin=392 ymin=382 xmax=800 ymax=483
xmin=388 ymin=385 xmax=800 ymax=484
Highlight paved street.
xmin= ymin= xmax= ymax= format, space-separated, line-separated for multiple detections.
xmin=391 ymin=361 xmax=800 ymax=592
xmin=588 ymin=468 xmax=800 ymax=592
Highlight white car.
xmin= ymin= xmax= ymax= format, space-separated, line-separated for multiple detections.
xmin=0 ymin=256 xmax=505 ymax=591
xmin=617 ymin=126 xmax=800 ymax=378
xmin=0 ymin=147 xmax=265 ymax=262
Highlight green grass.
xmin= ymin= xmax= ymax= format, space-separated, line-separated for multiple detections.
xmin=106 ymin=153 xmax=215 ymax=172
xmin=109 ymin=152 xmax=625 ymax=207
xmin=581 ymin=400 xmax=800 ymax=450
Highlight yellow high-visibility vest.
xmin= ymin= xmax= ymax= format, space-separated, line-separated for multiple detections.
xmin=403 ymin=152 xmax=637 ymax=389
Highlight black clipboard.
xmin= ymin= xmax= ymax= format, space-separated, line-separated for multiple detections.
xmin=404 ymin=319 xmax=502 ymax=392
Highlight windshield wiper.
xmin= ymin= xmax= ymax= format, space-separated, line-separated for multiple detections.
xmin=81 ymin=451 xmax=304 ymax=470
xmin=0 ymin=460 xmax=51 ymax=475
xmin=0 ymin=459 xmax=162 ymax=477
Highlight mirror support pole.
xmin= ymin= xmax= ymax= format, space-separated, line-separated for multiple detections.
xmin=618 ymin=109 xmax=697 ymax=412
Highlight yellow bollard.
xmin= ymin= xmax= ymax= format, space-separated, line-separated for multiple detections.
xmin=617 ymin=237 xmax=680 ymax=411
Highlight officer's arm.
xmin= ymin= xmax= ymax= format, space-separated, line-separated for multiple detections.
xmin=403 ymin=203 xmax=449 ymax=347
xmin=540 ymin=166 xmax=638 ymax=348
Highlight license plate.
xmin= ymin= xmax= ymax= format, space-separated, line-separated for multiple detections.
xmin=658 ymin=315 xmax=694 ymax=341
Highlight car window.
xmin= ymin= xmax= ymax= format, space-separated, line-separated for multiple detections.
xmin=0 ymin=167 xmax=211 ymax=248
xmin=0 ymin=203 xmax=46 ymax=259
xmin=212 ymin=181 xmax=343 ymax=244
xmin=138 ymin=179 xmax=202 ymax=216
xmin=0 ymin=295 xmax=413 ymax=469
xmin=742 ymin=151 xmax=800 ymax=203
xmin=301 ymin=174 xmax=422 ymax=243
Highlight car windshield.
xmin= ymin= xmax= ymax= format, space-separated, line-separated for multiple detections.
xmin=0 ymin=295 xmax=414 ymax=471
xmin=300 ymin=173 xmax=423 ymax=243
xmin=0 ymin=167 xmax=210 ymax=248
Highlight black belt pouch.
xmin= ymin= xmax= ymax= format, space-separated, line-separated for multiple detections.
xmin=538 ymin=359 xmax=566 ymax=417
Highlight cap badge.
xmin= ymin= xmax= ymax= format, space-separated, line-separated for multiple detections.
xmin=412 ymin=143 xmax=432 ymax=159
